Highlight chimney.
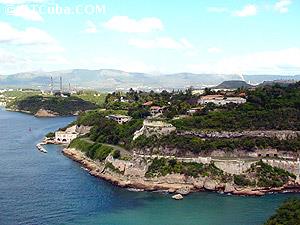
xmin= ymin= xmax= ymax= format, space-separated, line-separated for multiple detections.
xmin=60 ymin=77 xmax=63 ymax=91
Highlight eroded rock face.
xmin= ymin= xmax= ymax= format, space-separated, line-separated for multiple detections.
xmin=204 ymin=179 xmax=217 ymax=190
xmin=176 ymin=187 xmax=191 ymax=195
xmin=63 ymin=148 xmax=299 ymax=197
xmin=35 ymin=109 xmax=58 ymax=117
xmin=178 ymin=130 xmax=300 ymax=140
xmin=224 ymin=183 xmax=235 ymax=193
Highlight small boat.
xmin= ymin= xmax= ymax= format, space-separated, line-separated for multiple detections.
xmin=36 ymin=143 xmax=47 ymax=153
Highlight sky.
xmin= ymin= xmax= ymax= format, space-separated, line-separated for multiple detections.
xmin=0 ymin=0 xmax=299 ymax=75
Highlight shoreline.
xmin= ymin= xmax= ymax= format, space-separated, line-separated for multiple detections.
xmin=5 ymin=107 xmax=78 ymax=118
xmin=62 ymin=147 xmax=300 ymax=197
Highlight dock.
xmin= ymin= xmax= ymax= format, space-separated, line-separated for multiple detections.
xmin=36 ymin=143 xmax=47 ymax=153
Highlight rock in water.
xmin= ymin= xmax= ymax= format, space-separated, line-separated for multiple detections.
xmin=172 ymin=194 xmax=183 ymax=200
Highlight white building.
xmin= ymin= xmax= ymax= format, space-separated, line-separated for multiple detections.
xmin=198 ymin=95 xmax=246 ymax=106
xmin=55 ymin=125 xmax=91 ymax=144
xmin=106 ymin=114 xmax=132 ymax=124
xmin=133 ymin=120 xmax=176 ymax=140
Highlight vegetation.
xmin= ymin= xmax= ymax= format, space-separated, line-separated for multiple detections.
xmin=65 ymin=83 xmax=300 ymax=154
xmin=105 ymin=88 xmax=195 ymax=117
xmin=74 ymin=90 xmax=107 ymax=107
xmin=173 ymin=83 xmax=300 ymax=131
xmin=146 ymin=158 xmax=224 ymax=179
xmin=265 ymin=198 xmax=300 ymax=225
xmin=233 ymin=161 xmax=296 ymax=188
xmin=252 ymin=161 xmax=296 ymax=187
xmin=11 ymin=95 xmax=97 ymax=115
xmin=69 ymin=138 xmax=93 ymax=152
xmin=45 ymin=132 xmax=55 ymax=138
xmin=133 ymin=134 xmax=300 ymax=154
xmin=234 ymin=175 xmax=255 ymax=186
xmin=86 ymin=143 xmax=114 ymax=161
xmin=88 ymin=116 xmax=143 ymax=147
xmin=69 ymin=138 xmax=114 ymax=161
xmin=105 ymin=162 xmax=123 ymax=174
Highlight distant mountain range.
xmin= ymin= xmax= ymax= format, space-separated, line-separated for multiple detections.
xmin=0 ymin=69 xmax=299 ymax=91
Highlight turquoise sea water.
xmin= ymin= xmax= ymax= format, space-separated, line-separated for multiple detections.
xmin=0 ymin=107 xmax=299 ymax=225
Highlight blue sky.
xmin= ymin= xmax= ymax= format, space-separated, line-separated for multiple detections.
xmin=0 ymin=0 xmax=299 ymax=75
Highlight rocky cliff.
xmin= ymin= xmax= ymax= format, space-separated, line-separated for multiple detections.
xmin=63 ymin=148 xmax=300 ymax=197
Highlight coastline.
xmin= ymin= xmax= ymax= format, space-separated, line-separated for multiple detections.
xmin=62 ymin=147 xmax=300 ymax=197
xmin=5 ymin=107 xmax=78 ymax=117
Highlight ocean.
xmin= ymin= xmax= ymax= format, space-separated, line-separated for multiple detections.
xmin=0 ymin=107 xmax=299 ymax=225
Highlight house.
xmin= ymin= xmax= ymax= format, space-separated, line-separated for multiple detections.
xmin=150 ymin=106 xmax=164 ymax=117
xmin=187 ymin=107 xmax=203 ymax=115
xmin=53 ymin=91 xmax=71 ymax=98
xmin=133 ymin=120 xmax=176 ymax=140
xmin=120 ymin=96 xmax=129 ymax=103
xmin=55 ymin=125 xmax=91 ymax=144
xmin=106 ymin=114 xmax=132 ymax=124
xmin=198 ymin=95 xmax=246 ymax=106
xmin=142 ymin=101 xmax=153 ymax=106
xmin=192 ymin=89 xmax=205 ymax=95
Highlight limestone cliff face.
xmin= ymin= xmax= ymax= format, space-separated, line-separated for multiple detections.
xmin=178 ymin=130 xmax=300 ymax=140
xmin=34 ymin=109 xmax=58 ymax=117
xmin=62 ymin=148 xmax=300 ymax=196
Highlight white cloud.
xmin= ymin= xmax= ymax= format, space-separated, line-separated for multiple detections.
xmin=207 ymin=7 xmax=227 ymax=13
xmin=84 ymin=20 xmax=97 ymax=33
xmin=208 ymin=47 xmax=222 ymax=53
xmin=10 ymin=5 xmax=43 ymax=21
xmin=0 ymin=21 xmax=56 ymax=45
xmin=274 ymin=0 xmax=292 ymax=13
xmin=103 ymin=16 xmax=163 ymax=33
xmin=129 ymin=37 xmax=193 ymax=50
xmin=0 ymin=48 xmax=18 ymax=64
xmin=233 ymin=4 xmax=257 ymax=17
xmin=0 ymin=0 xmax=45 ymax=4
xmin=187 ymin=48 xmax=300 ymax=74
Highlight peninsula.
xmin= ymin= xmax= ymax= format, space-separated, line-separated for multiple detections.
xmin=43 ymin=82 xmax=300 ymax=198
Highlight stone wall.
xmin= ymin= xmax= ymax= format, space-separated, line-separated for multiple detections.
xmin=179 ymin=130 xmax=300 ymax=140
xmin=262 ymin=159 xmax=300 ymax=175
xmin=105 ymin=155 xmax=148 ymax=178
xmin=213 ymin=160 xmax=256 ymax=175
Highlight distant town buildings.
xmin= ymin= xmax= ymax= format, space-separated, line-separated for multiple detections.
xmin=198 ymin=95 xmax=246 ymax=106
xmin=106 ymin=114 xmax=132 ymax=124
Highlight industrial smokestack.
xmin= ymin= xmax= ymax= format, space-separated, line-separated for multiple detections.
xmin=60 ymin=77 xmax=63 ymax=91
xmin=50 ymin=76 xmax=54 ymax=94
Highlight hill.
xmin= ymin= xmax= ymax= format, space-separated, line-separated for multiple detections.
xmin=214 ymin=80 xmax=253 ymax=89
xmin=8 ymin=96 xmax=97 ymax=116
xmin=1 ymin=69 xmax=299 ymax=90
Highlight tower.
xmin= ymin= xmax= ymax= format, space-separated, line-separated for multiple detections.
xmin=50 ymin=76 xmax=54 ymax=94
xmin=60 ymin=76 xmax=63 ymax=92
